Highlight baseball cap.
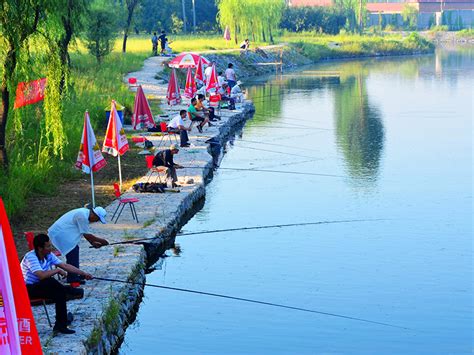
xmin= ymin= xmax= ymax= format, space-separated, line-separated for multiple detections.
xmin=93 ymin=206 xmax=107 ymax=224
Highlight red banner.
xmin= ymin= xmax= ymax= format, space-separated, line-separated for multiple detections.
xmin=13 ymin=78 xmax=47 ymax=109
xmin=0 ymin=198 xmax=42 ymax=354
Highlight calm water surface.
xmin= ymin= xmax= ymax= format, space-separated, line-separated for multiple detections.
xmin=120 ymin=49 xmax=473 ymax=354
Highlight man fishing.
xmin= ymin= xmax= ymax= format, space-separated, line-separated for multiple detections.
xmin=152 ymin=144 xmax=184 ymax=188
xmin=48 ymin=206 xmax=109 ymax=284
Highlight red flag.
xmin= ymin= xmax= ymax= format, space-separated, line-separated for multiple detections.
xmin=194 ymin=57 xmax=205 ymax=85
xmin=206 ymin=64 xmax=219 ymax=92
xmin=103 ymin=101 xmax=129 ymax=156
xmin=132 ymin=86 xmax=155 ymax=130
xmin=75 ymin=111 xmax=107 ymax=173
xmin=166 ymin=69 xmax=181 ymax=106
xmin=223 ymin=26 xmax=231 ymax=41
xmin=0 ymin=198 xmax=42 ymax=355
xmin=184 ymin=67 xmax=197 ymax=99
xmin=13 ymin=78 xmax=47 ymax=109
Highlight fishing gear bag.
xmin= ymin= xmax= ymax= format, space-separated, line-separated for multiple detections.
xmin=132 ymin=182 xmax=166 ymax=193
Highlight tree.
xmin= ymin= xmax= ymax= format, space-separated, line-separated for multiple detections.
xmin=122 ymin=0 xmax=140 ymax=52
xmin=402 ymin=4 xmax=418 ymax=30
xmin=84 ymin=2 xmax=117 ymax=63
xmin=0 ymin=0 xmax=44 ymax=168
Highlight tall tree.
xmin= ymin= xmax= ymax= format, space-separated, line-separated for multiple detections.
xmin=122 ymin=0 xmax=140 ymax=52
xmin=0 ymin=0 xmax=44 ymax=168
xmin=84 ymin=2 xmax=117 ymax=63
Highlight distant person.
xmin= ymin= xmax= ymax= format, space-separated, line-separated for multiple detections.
xmin=21 ymin=233 xmax=93 ymax=334
xmin=168 ymin=110 xmax=191 ymax=147
xmin=152 ymin=144 xmax=183 ymax=187
xmin=151 ymin=32 xmax=158 ymax=56
xmin=240 ymin=39 xmax=250 ymax=52
xmin=225 ymin=63 xmax=237 ymax=89
xmin=187 ymin=97 xmax=210 ymax=133
xmin=48 ymin=207 xmax=109 ymax=284
xmin=158 ymin=30 xmax=167 ymax=56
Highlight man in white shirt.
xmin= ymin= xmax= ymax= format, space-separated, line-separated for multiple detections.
xmin=48 ymin=206 xmax=108 ymax=283
xmin=204 ymin=61 xmax=215 ymax=84
xmin=225 ymin=63 xmax=237 ymax=89
xmin=230 ymin=81 xmax=244 ymax=103
xmin=21 ymin=233 xmax=93 ymax=334
xmin=168 ymin=110 xmax=191 ymax=147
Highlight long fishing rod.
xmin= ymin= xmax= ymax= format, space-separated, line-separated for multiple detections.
xmin=250 ymin=112 xmax=327 ymax=125
xmin=181 ymin=166 xmax=345 ymax=178
xmin=237 ymin=138 xmax=323 ymax=153
xmin=93 ymin=276 xmax=408 ymax=330
xmin=246 ymin=125 xmax=329 ymax=131
xmin=105 ymin=218 xmax=385 ymax=247
xmin=229 ymin=145 xmax=321 ymax=160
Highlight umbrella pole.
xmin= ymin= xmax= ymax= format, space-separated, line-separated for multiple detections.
xmin=118 ymin=154 xmax=123 ymax=191
xmin=90 ymin=170 xmax=96 ymax=208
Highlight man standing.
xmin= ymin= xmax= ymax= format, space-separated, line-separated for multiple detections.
xmin=204 ymin=61 xmax=216 ymax=85
xmin=152 ymin=144 xmax=183 ymax=187
xmin=21 ymin=233 xmax=93 ymax=334
xmin=151 ymin=32 xmax=158 ymax=56
xmin=225 ymin=63 xmax=237 ymax=88
xmin=158 ymin=30 xmax=167 ymax=56
xmin=48 ymin=206 xmax=109 ymax=284
xmin=168 ymin=110 xmax=191 ymax=147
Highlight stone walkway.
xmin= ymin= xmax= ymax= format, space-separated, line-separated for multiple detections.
xmin=36 ymin=55 xmax=253 ymax=354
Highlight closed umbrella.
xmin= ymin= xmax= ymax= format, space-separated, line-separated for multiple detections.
xmin=194 ymin=56 xmax=205 ymax=85
xmin=132 ymin=85 xmax=155 ymax=130
xmin=206 ymin=63 xmax=219 ymax=92
xmin=184 ymin=67 xmax=197 ymax=99
xmin=166 ymin=68 xmax=181 ymax=106
xmin=223 ymin=26 xmax=231 ymax=41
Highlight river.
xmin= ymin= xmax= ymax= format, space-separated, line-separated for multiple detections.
xmin=120 ymin=48 xmax=473 ymax=354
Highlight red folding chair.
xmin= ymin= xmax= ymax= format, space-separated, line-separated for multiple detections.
xmin=111 ymin=183 xmax=139 ymax=224
xmin=145 ymin=155 xmax=166 ymax=184
xmin=128 ymin=77 xmax=138 ymax=88
xmin=157 ymin=121 xmax=178 ymax=148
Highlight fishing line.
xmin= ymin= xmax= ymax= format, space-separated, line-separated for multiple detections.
xmin=93 ymin=276 xmax=408 ymax=330
xmin=105 ymin=218 xmax=384 ymax=246
xmin=246 ymin=125 xmax=330 ymax=131
xmin=237 ymin=138 xmax=323 ymax=153
xmin=230 ymin=145 xmax=321 ymax=160
xmin=250 ymin=112 xmax=328 ymax=125
xmin=180 ymin=166 xmax=345 ymax=178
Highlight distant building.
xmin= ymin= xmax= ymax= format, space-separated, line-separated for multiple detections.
xmin=288 ymin=0 xmax=474 ymax=29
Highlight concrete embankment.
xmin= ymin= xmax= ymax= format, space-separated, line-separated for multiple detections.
xmin=35 ymin=54 xmax=254 ymax=354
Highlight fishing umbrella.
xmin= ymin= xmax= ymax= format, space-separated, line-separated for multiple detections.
xmin=206 ymin=63 xmax=219 ymax=92
xmin=223 ymin=26 xmax=231 ymax=41
xmin=194 ymin=56 xmax=205 ymax=85
xmin=184 ymin=67 xmax=197 ymax=99
xmin=75 ymin=111 xmax=107 ymax=207
xmin=103 ymin=100 xmax=130 ymax=191
xmin=132 ymin=85 xmax=155 ymax=130
xmin=166 ymin=68 xmax=181 ymax=106
xmin=168 ymin=52 xmax=210 ymax=68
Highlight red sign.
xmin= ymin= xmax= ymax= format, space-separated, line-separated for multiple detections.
xmin=13 ymin=78 xmax=47 ymax=109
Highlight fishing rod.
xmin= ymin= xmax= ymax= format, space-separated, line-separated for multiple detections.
xmin=179 ymin=166 xmax=344 ymax=178
xmin=93 ymin=276 xmax=408 ymax=330
xmin=250 ymin=112 xmax=328 ymax=125
xmin=229 ymin=145 xmax=321 ymax=160
xmin=237 ymin=138 xmax=323 ymax=153
xmin=105 ymin=218 xmax=386 ymax=247
xmin=246 ymin=125 xmax=329 ymax=131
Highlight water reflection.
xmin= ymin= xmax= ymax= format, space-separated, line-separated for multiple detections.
xmin=334 ymin=74 xmax=384 ymax=181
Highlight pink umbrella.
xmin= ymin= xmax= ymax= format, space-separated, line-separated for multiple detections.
xmin=132 ymin=85 xmax=155 ymax=130
xmin=184 ymin=67 xmax=197 ymax=99
xmin=168 ymin=52 xmax=210 ymax=68
xmin=206 ymin=64 xmax=219 ymax=92
xmin=223 ymin=26 xmax=231 ymax=41
xmin=194 ymin=56 xmax=205 ymax=85
xmin=167 ymin=68 xmax=181 ymax=106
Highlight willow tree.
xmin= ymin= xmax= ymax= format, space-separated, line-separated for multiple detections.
xmin=334 ymin=0 xmax=366 ymax=32
xmin=217 ymin=0 xmax=242 ymax=45
xmin=0 ymin=0 xmax=45 ymax=168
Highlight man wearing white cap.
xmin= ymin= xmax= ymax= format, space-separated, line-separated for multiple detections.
xmin=48 ymin=206 xmax=109 ymax=283
xmin=230 ymin=81 xmax=244 ymax=103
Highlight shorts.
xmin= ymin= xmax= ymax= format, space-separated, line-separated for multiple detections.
xmin=191 ymin=116 xmax=204 ymax=123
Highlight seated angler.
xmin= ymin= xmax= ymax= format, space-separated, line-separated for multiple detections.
xmin=187 ymin=97 xmax=210 ymax=133
xmin=218 ymin=83 xmax=236 ymax=110
xmin=196 ymin=94 xmax=219 ymax=122
xmin=152 ymin=144 xmax=184 ymax=188
xmin=168 ymin=110 xmax=191 ymax=147
xmin=230 ymin=80 xmax=244 ymax=103
xmin=21 ymin=233 xmax=93 ymax=334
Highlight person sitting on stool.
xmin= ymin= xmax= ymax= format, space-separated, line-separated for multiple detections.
xmin=152 ymin=144 xmax=183 ymax=187
xmin=196 ymin=94 xmax=219 ymax=121
xmin=21 ymin=233 xmax=93 ymax=334
xmin=187 ymin=98 xmax=210 ymax=133
xmin=168 ymin=110 xmax=191 ymax=147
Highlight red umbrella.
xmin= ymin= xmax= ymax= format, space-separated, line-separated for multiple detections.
xmin=103 ymin=100 xmax=130 ymax=190
xmin=184 ymin=67 xmax=197 ymax=99
xmin=194 ymin=56 xmax=205 ymax=85
xmin=168 ymin=52 xmax=210 ymax=68
xmin=206 ymin=64 xmax=219 ymax=92
xmin=167 ymin=68 xmax=181 ymax=106
xmin=132 ymin=85 xmax=155 ymax=130
xmin=223 ymin=26 xmax=231 ymax=41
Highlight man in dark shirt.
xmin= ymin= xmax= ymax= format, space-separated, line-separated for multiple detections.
xmin=151 ymin=32 xmax=158 ymax=56
xmin=158 ymin=30 xmax=167 ymax=56
xmin=152 ymin=144 xmax=183 ymax=187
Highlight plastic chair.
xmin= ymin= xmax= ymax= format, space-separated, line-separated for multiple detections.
xmin=145 ymin=155 xmax=166 ymax=184
xmin=111 ymin=183 xmax=139 ymax=224
xmin=209 ymin=94 xmax=222 ymax=115
xmin=24 ymin=232 xmax=61 ymax=256
xmin=157 ymin=121 xmax=179 ymax=148
xmin=128 ymin=77 xmax=138 ymax=88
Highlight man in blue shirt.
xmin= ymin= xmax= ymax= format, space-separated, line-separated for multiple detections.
xmin=21 ymin=233 xmax=93 ymax=334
